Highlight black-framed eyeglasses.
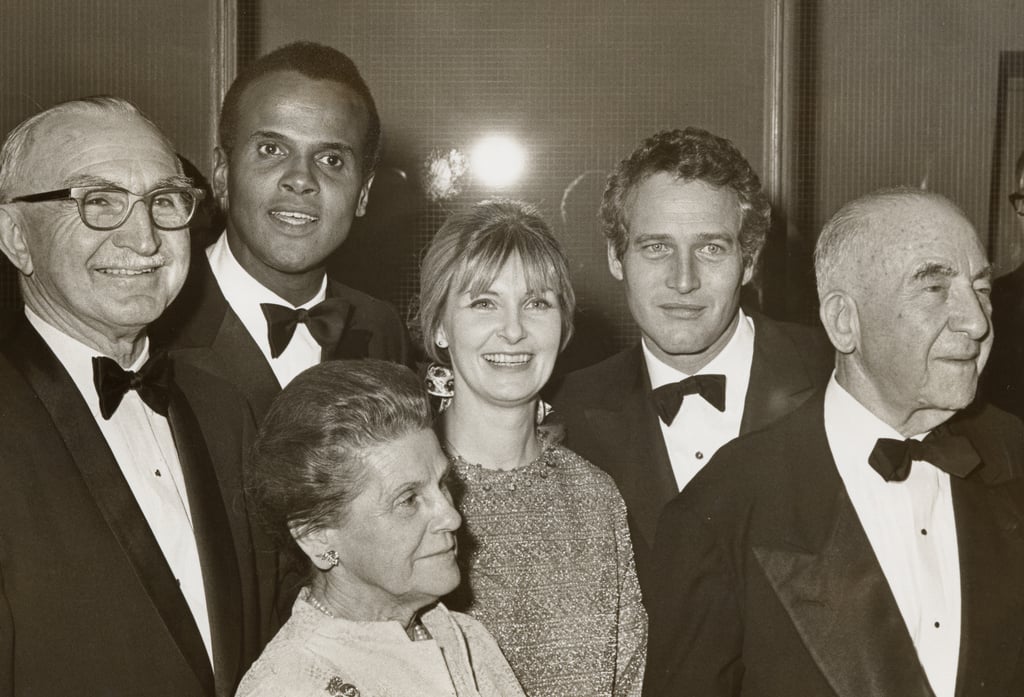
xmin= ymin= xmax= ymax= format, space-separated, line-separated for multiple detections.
xmin=11 ymin=186 xmax=205 ymax=231
xmin=1011 ymin=192 xmax=1024 ymax=218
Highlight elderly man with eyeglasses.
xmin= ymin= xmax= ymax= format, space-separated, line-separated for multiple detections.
xmin=0 ymin=97 xmax=281 ymax=696
xmin=984 ymin=151 xmax=1024 ymax=421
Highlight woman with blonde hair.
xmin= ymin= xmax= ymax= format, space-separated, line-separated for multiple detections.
xmin=418 ymin=199 xmax=646 ymax=697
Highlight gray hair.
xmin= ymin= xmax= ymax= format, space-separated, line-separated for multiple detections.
xmin=814 ymin=186 xmax=960 ymax=300
xmin=0 ymin=96 xmax=177 ymax=202
xmin=248 ymin=359 xmax=433 ymax=572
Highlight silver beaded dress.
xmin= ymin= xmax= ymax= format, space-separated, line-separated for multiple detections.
xmin=446 ymin=440 xmax=647 ymax=697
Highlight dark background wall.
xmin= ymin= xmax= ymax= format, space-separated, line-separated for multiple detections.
xmin=2 ymin=1 xmax=1023 ymax=366
xmin=251 ymin=0 xmax=768 ymax=366
xmin=0 ymin=0 xmax=225 ymax=309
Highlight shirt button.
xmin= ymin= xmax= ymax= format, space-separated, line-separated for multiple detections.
xmin=934 ymin=621 xmax=941 ymax=628
xmin=921 ymin=529 xmax=928 ymax=535
xmin=695 ymin=451 xmax=704 ymax=460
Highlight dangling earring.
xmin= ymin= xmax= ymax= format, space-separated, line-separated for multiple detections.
xmin=425 ymin=363 xmax=455 ymax=412
xmin=316 ymin=550 xmax=340 ymax=569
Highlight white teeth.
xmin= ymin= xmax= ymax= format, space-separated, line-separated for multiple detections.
xmin=271 ymin=210 xmax=318 ymax=225
xmin=483 ymin=353 xmax=531 ymax=365
xmin=98 ymin=268 xmax=155 ymax=276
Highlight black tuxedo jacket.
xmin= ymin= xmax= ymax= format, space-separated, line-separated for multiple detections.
xmin=984 ymin=262 xmax=1024 ymax=421
xmin=0 ymin=317 xmax=281 ymax=696
xmin=644 ymin=393 xmax=1024 ymax=697
xmin=151 ymin=252 xmax=411 ymax=423
xmin=548 ymin=313 xmax=832 ymax=598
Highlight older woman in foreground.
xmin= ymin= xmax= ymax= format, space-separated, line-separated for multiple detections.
xmin=236 ymin=359 xmax=525 ymax=697
xmin=419 ymin=200 xmax=647 ymax=697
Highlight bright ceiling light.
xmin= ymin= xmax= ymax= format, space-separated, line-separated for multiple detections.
xmin=471 ymin=134 xmax=526 ymax=188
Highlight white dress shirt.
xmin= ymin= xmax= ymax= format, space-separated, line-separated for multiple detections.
xmin=207 ymin=231 xmax=327 ymax=388
xmin=26 ymin=308 xmax=213 ymax=664
xmin=824 ymin=375 xmax=961 ymax=697
xmin=643 ymin=309 xmax=755 ymax=491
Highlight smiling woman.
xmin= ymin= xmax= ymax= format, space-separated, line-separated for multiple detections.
xmin=416 ymin=200 xmax=647 ymax=697
xmin=237 ymin=359 xmax=525 ymax=697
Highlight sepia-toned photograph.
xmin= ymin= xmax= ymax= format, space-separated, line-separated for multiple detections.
xmin=1 ymin=2 xmax=1023 ymax=696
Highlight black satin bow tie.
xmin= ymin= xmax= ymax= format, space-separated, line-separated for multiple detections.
xmin=868 ymin=429 xmax=980 ymax=482
xmin=652 ymin=374 xmax=727 ymax=425
xmin=92 ymin=352 xmax=173 ymax=420
xmin=260 ymin=298 xmax=348 ymax=359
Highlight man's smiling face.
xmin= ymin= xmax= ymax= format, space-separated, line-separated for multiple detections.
xmin=215 ymin=69 xmax=373 ymax=291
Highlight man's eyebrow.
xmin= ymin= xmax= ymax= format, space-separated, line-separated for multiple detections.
xmin=911 ymin=262 xmax=956 ymax=281
xmin=974 ymin=264 xmax=993 ymax=283
xmin=631 ymin=232 xmax=674 ymax=244
xmin=64 ymin=175 xmax=118 ymax=188
xmin=64 ymin=174 xmax=193 ymax=191
xmin=248 ymin=130 xmax=355 ymax=154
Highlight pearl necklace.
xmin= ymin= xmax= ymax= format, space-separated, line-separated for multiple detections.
xmin=305 ymin=590 xmax=335 ymax=617
xmin=305 ymin=589 xmax=432 ymax=641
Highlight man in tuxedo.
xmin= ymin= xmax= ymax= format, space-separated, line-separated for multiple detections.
xmin=983 ymin=151 xmax=1024 ymax=420
xmin=0 ymin=97 xmax=279 ymax=695
xmin=153 ymin=42 xmax=409 ymax=421
xmin=645 ymin=188 xmax=1024 ymax=697
xmin=549 ymin=127 xmax=831 ymax=599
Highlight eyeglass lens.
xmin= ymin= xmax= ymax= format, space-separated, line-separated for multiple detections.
xmin=82 ymin=189 xmax=197 ymax=229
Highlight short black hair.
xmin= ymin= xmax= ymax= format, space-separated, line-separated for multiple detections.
xmin=218 ymin=41 xmax=381 ymax=177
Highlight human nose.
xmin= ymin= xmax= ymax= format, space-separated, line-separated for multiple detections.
xmin=434 ymin=491 xmax=462 ymax=533
xmin=497 ymin=306 xmax=526 ymax=343
xmin=667 ymin=252 xmax=700 ymax=293
xmin=111 ymin=198 xmax=160 ymax=255
xmin=279 ymin=156 xmax=319 ymax=195
xmin=950 ymin=284 xmax=990 ymax=341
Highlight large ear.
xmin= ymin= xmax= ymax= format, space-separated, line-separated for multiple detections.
xmin=819 ymin=289 xmax=858 ymax=354
xmin=212 ymin=146 xmax=230 ymax=208
xmin=290 ymin=523 xmax=340 ymax=572
xmin=355 ymin=172 xmax=375 ymax=218
xmin=607 ymin=238 xmax=624 ymax=281
xmin=0 ymin=206 xmax=33 ymax=275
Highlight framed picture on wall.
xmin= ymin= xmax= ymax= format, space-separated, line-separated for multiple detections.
xmin=989 ymin=51 xmax=1024 ymax=277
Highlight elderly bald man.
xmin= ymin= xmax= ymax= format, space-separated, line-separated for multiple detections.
xmin=645 ymin=188 xmax=1024 ymax=697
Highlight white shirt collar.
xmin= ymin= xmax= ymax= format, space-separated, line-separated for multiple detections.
xmin=642 ymin=308 xmax=755 ymax=388
xmin=824 ymin=374 xmax=928 ymax=466
xmin=207 ymin=231 xmax=328 ymax=312
xmin=25 ymin=306 xmax=149 ymax=418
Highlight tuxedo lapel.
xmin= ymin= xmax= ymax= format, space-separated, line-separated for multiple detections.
xmin=741 ymin=315 xmax=824 ymax=434
xmin=583 ymin=348 xmax=676 ymax=548
xmin=163 ymin=255 xmax=281 ymax=419
xmin=3 ymin=320 xmax=214 ymax=694
xmin=753 ymin=418 xmax=934 ymax=697
xmin=324 ymin=280 xmax=371 ymax=359
xmin=167 ymin=381 xmax=245 ymax=696
xmin=948 ymin=415 xmax=1024 ymax=697
xmin=206 ymin=309 xmax=281 ymax=418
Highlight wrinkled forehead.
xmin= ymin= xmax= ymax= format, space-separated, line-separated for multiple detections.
xmin=864 ymin=196 xmax=986 ymax=274
xmin=23 ymin=111 xmax=181 ymax=191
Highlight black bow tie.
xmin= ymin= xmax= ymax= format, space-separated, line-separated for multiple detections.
xmin=92 ymin=352 xmax=173 ymax=420
xmin=652 ymin=374 xmax=726 ymax=425
xmin=260 ymin=298 xmax=348 ymax=359
xmin=868 ymin=429 xmax=980 ymax=482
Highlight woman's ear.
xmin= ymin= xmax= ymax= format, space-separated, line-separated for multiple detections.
xmin=291 ymin=524 xmax=338 ymax=571
xmin=819 ymin=290 xmax=859 ymax=355
xmin=434 ymin=326 xmax=449 ymax=350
